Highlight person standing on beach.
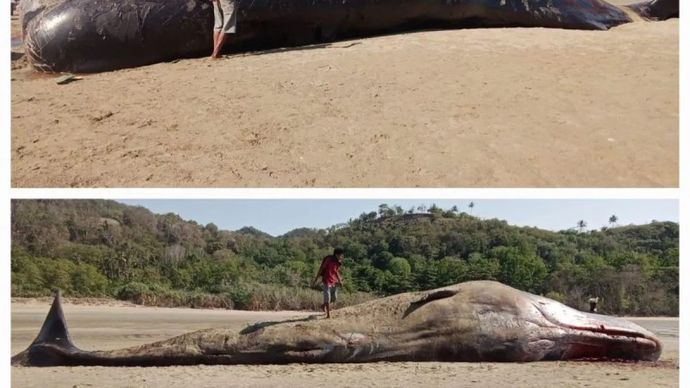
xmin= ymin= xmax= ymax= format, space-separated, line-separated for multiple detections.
xmin=312 ymin=248 xmax=345 ymax=319
xmin=589 ymin=297 xmax=599 ymax=313
xmin=211 ymin=0 xmax=237 ymax=59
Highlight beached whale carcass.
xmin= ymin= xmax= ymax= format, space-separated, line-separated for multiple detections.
xmin=11 ymin=281 xmax=662 ymax=366
xmin=19 ymin=0 xmax=213 ymax=72
xmin=18 ymin=0 xmax=679 ymax=73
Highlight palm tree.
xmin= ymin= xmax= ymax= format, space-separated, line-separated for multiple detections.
xmin=468 ymin=202 xmax=475 ymax=215
xmin=608 ymin=215 xmax=618 ymax=227
xmin=577 ymin=220 xmax=587 ymax=233
xmin=429 ymin=203 xmax=442 ymax=215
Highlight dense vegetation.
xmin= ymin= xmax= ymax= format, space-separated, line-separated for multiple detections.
xmin=11 ymin=200 xmax=678 ymax=315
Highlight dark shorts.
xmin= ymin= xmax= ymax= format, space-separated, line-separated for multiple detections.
xmin=323 ymin=284 xmax=337 ymax=304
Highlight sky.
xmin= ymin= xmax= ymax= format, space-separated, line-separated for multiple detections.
xmin=117 ymin=199 xmax=678 ymax=236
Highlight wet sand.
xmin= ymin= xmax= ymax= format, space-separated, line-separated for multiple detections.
xmin=11 ymin=300 xmax=679 ymax=387
xmin=10 ymin=8 xmax=678 ymax=188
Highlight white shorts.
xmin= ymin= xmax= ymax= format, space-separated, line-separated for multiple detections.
xmin=213 ymin=0 xmax=237 ymax=34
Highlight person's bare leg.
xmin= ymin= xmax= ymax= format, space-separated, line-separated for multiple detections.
xmin=325 ymin=302 xmax=331 ymax=319
xmin=210 ymin=31 xmax=220 ymax=58
xmin=212 ymin=33 xmax=229 ymax=59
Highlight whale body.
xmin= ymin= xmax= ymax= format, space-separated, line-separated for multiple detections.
xmin=11 ymin=281 xmax=662 ymax=366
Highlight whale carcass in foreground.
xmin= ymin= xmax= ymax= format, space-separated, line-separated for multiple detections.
xmin=11 ymin=281 xmax=661 ymax=366
xmin=18 ymin=0 xmax=679 ymax=73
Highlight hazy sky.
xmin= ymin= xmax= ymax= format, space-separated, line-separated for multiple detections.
xmin=117 ymin=199 xmax=678 ymax=236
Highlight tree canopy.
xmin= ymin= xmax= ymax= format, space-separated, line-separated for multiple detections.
xmin=11 ymin=200 xmax=678 ymax=315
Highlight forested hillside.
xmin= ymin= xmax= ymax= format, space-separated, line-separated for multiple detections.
xmin=11 ymin=200 xmax=678 ymax=315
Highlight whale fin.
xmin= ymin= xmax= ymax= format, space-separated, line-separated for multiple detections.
xmin=403 ymin=289 xmax=458 ymax=318
xmin=31 ymin=289 xmax=75 ymax=348
xmin=11 ymin=289 xmax=79 ymax=366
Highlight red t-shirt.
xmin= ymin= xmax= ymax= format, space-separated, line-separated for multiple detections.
xmin=320 ymin=255 xmax=341 ymax=286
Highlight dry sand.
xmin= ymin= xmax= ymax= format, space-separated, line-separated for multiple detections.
xmin=11 ymin=299 xmax=679 ymax=388
xmin=9 ymin=9 xmax=678 ymax=188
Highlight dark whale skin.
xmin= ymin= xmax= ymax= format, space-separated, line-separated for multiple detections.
xmin=24 ymin=0 xmax=213 ymax=72
xmin=21 ymin=0 xmax=677 ymax=73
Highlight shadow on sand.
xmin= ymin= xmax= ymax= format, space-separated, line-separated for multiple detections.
xmin=240 ymin=42 xmax=362 ymax=57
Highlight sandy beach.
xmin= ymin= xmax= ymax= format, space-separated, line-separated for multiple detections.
xmin=11 ymin=299 xmax=679 ymax=387
xmin=10 ymin=6 xmax=678 ymax=188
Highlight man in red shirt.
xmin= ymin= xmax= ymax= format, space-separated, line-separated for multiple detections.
xmin=312 ymin=248 xmax=345 ymax=319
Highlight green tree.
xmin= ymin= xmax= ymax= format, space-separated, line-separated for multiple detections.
xmin=464 ymin=252 xmax=500 ymax=281
xmin=388 ymin=257 xmax=412 ymax=277
xmin=490 ymin=247 xmax=546 ymax=292
xmin=608 ymin=215 xmax=618 ymax=228
xmin=71 ymin=264 xmax=109 ymax=296
xmin=437 ymin=257 xmax=468 ymax=286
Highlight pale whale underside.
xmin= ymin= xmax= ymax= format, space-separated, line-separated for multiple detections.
xmin=11 ymin=281 xmax=662 ymax=367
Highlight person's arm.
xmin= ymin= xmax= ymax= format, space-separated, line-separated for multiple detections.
xmin=336 ymin=271 xmax=343 ymax=286
xmin=312 ymin=259 xmax=325 ymax=287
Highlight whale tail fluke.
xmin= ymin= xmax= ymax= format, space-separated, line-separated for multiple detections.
xmin=11 ymin=290 xmax=79 ymax=367
xmin=626 ymin=0 xmax=678 ymax=20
